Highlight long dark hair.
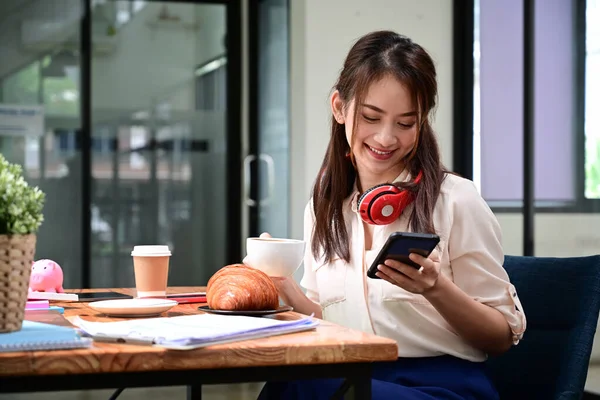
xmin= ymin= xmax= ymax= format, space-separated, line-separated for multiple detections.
xmin=311 ymin=30 xmax=448 ymax=264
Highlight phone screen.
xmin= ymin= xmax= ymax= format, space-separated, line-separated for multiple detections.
xmin=386 ymin=236 xmax=437 ymax=258
xmin=367 ymin=233 xmax=440 ymax=279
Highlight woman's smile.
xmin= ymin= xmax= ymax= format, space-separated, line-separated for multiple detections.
xmin=365 ymin=143 xmax=396 ymax=160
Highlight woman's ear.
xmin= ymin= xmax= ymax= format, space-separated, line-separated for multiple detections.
xmin=330 ymin=90 xmax=345 ymax=124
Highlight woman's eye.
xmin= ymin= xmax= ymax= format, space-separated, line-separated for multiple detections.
xmin=398 ymin=122 xmax=415 ymax=129
xmin=362 ymin=115 xmax=378 ymax=122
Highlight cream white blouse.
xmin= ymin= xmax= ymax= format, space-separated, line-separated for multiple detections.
xmin=300 ymin=171 xmax=526 ymax=362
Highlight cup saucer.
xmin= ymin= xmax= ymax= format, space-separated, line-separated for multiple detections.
xmin=88 ymin=298 xmax=178 ymax=317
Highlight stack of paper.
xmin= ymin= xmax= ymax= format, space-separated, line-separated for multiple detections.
xmin=70 ymin=314 xmax=319 ymax=350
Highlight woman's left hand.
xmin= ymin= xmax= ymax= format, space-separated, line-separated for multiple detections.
xmin=375 ymin=249 xmax=441 ymax=294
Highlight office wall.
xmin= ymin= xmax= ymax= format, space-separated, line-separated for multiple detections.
xmin=497 ymin=215 xmax=600 ymax=258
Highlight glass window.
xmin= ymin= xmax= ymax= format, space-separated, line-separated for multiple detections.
xmin=585 ymin=0 xmax=600 ymax=198
xmin=2 ymin=62 xmax=41 ymax=106
xmin=41 ymin=53 xmax=80 ymax=116
xmin=474 ymin=0 xmax=578 ymax=206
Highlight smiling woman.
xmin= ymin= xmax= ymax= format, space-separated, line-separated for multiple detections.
xmin=259 ymin=30 xmax=525 ymax=400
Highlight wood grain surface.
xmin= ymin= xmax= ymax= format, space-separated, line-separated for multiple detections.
xmin=0 ymin=287 xmax=398 ymax=377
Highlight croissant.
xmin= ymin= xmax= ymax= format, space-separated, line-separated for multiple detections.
xmin=206 ymin=263 xmax=279 ymax=311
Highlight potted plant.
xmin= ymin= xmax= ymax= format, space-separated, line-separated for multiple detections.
xmin=0 ymin=154 xmax=45 ymax=333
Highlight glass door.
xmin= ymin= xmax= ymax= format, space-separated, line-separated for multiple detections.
xmin=0 ymin=0 xmax=291 ymax=290
xmin=248 ymin=0 xmax=290 ymax=239
xmin=0 ymin=0 xmax=84 ymax=289
xmin=90 ymin=0 xmax=242 ymax=287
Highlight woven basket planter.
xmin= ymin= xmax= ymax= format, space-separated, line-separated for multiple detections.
xmin=0 ymin=234 xmax=36 ymax=333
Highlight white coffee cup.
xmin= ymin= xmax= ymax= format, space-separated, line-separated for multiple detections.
xmin=243 ymin=238 xmax=305 ymax=277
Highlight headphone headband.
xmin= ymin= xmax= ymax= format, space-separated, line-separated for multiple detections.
xmin=413 ymin=170 xmax=423 ymax=184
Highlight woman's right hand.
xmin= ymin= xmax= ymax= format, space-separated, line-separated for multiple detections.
xmin=246 ymin=232 xmax=322 ymax=317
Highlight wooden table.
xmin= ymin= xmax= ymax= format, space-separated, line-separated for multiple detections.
xmin=0 ymin=287 xmax=398 ymax=399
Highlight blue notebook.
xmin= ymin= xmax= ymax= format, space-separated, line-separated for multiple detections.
xmin=0 ymin=320 xmax=92 ymax=352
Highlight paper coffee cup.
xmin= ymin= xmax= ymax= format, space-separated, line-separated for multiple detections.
xmin=131 ymin=245 xmax=172 ymax=298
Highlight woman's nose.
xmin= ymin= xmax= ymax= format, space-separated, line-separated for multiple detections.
xmin=373 ymin=126 xmax=397 ymax=147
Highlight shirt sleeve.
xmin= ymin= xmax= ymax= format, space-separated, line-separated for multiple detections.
xmin=299 ymin=200 xmax=320 ymax=303
xmin=447 ymin=179 xmax=527 ymax=344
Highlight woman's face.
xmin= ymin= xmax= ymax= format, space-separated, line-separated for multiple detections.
xmin=332 ymin=75 xmax=418 ymax=185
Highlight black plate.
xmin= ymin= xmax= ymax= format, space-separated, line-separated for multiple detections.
xmin=198 ymin=305 xmax=293 ymax=316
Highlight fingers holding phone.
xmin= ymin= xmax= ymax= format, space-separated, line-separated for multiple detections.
xmin=367 ymin=232 xmax=442 ymax=294
xmin=376 ymin=249 xmax=441 ymax=294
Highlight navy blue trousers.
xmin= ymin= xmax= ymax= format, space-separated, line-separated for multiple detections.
xmin=257 ymin=355 xmax=499 ymax=400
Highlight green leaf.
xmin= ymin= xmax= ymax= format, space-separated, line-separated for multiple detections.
xmin=0 ymin=153 xmax=46 ymax=235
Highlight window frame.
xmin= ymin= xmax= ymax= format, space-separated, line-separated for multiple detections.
xmin=454 ymin=0 xmax=594 ymax=213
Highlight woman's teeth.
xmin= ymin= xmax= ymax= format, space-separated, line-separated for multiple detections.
xmin=367 ymin=145 xmax=393 ymax=155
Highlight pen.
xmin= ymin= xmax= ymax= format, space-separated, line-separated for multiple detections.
xmin=91 ymin=334 xmax=155 ymax=346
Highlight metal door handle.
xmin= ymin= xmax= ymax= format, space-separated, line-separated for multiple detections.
xmin=243 ymin=154 xmax=257 ymax=207
xmin=259 ymin=153 xmax=275 ymax=206
xmin=242 ymin=153 xmax=275 ymax=207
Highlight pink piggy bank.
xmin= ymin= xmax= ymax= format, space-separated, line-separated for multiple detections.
xmin=28 ymin=259 xmax=64 ymax=293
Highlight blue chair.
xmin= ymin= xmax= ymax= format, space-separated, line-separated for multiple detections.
xmin=485 ymin=255 xmax=600 ymax=400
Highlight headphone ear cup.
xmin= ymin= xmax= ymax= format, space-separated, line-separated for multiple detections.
xmin=358 ymin=184 xmax=402 ymax=225
xmin=357 ymin=172 xmax=422 ymax=225
xmin=368 ymin=190 xmax=405 ymax=225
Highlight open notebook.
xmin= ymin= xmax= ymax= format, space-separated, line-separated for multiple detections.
xmin=0 ymin=320 xmax=93 ymax=352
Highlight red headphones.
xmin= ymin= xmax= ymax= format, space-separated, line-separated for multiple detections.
xmin=357 ymin=171 xmax=423 ymax=225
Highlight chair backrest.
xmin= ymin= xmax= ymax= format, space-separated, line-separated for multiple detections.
xmin=486 ymin=255 xmax=600 ymax=400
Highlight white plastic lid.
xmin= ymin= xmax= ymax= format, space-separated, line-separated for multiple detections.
xmin=131 ymin=245 xmax=171 ymax=257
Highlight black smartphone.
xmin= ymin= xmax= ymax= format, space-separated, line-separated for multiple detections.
xmin=66 ymin=291 xmax=133 ymax=302
xmin=367 ymin=232 xmax=440 ymax=279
